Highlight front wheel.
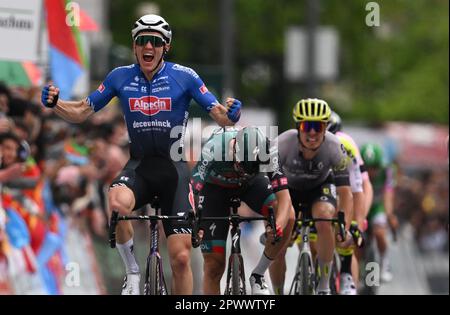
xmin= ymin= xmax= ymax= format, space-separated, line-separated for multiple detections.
xmin=145 ymin=254 xmax=167 ymax=295
xmin=300 ymin=253 xmax=315 ymax=295
xmin=226 ymin=254 xmax=246 ymax=295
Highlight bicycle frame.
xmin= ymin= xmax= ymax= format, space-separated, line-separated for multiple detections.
xmin=289 ymin=211 xmax=346 ymax=295
xmin=108 ymin=197 xmax=189 ymax=295
xmin=190 ymin=197 xmax=279 ymax=295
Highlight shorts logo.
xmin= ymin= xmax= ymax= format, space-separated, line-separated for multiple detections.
xmin=120 ymin=176 xmax=129 ymax=182
xmin=129 ymin=96 xmax=172 ymax=116
xmin=97 ymin=83 xmax=105 ymax=93
xmin=199 ymin=84 xmax=208 ymax=94
xmin=209 ymin=223 xmax=217 ymax=237
xmin=330 ymin=185 xmax=337 ymax=198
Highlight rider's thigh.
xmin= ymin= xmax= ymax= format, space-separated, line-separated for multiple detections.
xmin=108 ymin=185 xmax=136 ymax=216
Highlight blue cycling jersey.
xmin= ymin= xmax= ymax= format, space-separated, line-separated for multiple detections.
xmin=86 ymin=62 xmax=220 ymax=159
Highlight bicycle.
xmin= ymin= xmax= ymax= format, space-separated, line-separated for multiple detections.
xmin=189 ymin=196 xmax=280 ymax=295
xmin=109 ymin=196 xmax=188 ymax=295
xmin=289 ymin=211 xmax=346 ymax=295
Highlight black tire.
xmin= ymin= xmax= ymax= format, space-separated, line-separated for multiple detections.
xmin=146 ymin=255 xmax=167 ymax=295
xmin=231 ymin=254 xmax=245 ymax=295
xmin=300 ymin=254 xmax=315 ymax=295
xmin=290 ymin=263 xmax=302 ymax=295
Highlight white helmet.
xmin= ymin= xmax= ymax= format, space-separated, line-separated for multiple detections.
xmin=131 ymin=14 xmax=172 ymax=44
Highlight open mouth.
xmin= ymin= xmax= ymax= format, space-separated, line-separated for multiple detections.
xmin=143 ymin=52 xmax=154 ymax=63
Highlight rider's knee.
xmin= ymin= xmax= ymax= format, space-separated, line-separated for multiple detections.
xmin=171 ymin=250 xmax=191 ymax=273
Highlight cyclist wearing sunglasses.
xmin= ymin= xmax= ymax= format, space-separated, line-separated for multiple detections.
xmin=40 ymin=14 xmax=243 ymax=295
xmin=268 ymin=98 xmax=353 ymax=295
xmin=190 ymin=126 xmax=295 ymax=295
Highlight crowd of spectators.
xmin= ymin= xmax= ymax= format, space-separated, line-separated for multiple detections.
xmin=0 ymin=81 xmax=129 ymax=294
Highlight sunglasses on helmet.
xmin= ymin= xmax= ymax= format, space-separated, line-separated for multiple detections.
xmin=135 ymin=35 xmax=165 ymax=47
xmin=299 ymin=121 xmax=326 ymax=133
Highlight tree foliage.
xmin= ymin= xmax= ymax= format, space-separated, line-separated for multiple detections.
xmin=110 ymin=0 xmax=449 ymax=126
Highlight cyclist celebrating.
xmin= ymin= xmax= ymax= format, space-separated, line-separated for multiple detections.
xmin=327 ymin=111 xmax=372 ymax=294
xmin=269 ymin=99 xmax=353 ymax=295
xmin=41 ymin=14 xmax=242 ymax=295
xmin=190 ymin=126 xmax=295 ymax=295
xmin=360 ymin=143 xmax=398 ymax=283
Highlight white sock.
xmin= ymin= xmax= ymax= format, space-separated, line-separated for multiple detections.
xmin=117 ymin=238 xmax=140 ymax=274
xmin=317 ymin=260 xmax=333 ymax=291
xmin=252 ymin=252 xmax=273 ymax=276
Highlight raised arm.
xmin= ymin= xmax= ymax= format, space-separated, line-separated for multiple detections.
xmin=41 ymin=85 xmax=94 ymax=123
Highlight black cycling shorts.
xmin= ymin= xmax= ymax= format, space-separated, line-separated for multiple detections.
xmin=110 ymin=156 xmax=193 ymax=237
xmin=289 ymin=174 xmax=338 ymax=218
xmin=197 ymin=174 xmax=276 ymax=254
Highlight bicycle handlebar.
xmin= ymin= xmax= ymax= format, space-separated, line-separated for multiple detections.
xmin=189 ymin=203 xmax=280 ymax=247
xmin=296 ymin=211 xmax=346 ymax=242
xmin=108 ymin=211 xmax=190 ymax=249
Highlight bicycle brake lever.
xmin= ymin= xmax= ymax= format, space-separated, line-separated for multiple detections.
xmin=337 ymin=211 xmax=346 ymax=242
xmin=268 ymin=206 xmax=281 ymax=245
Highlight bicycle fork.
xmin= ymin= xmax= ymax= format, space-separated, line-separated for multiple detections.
xmin=144 ymin=220 xmax=168 ymax=295
xmin=225 ymin=223 xmax=246 ymax=295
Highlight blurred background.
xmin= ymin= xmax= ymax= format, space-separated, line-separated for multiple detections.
xmin=0 ymin=0 xmax=448 ymax=295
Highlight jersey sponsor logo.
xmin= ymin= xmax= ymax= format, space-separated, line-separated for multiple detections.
xmin=173 ymin=228 xmax=192 ymax=234
xmin=123 ymin=86 xmax=139 ymax=92
xmin=199 ymin=84 xmax=208 ymax=94
xmin=132 ymin=119 xmax=172 ymax=128
xmin=97 ymin=83 xmax=105 ymax=93
xmin=172 ymin=64 xmax=200 ymax=79
xmin=193 ymin=159 xmax=210 ymax=180
xmin=154 ymin=75 xmax=169 ymax=82
xmin=152 ymin=86 xmax=170 ymax=93
xmin=129 ymin=96 xmax=172 ymax=116
xmin=130 ymin=82 xmax=139 ymax=86
xmin=280 ymin=177 xmax=288 ymax=186
xmin=232 ymin=233 xmax=239 ymax=248
xmin=141 ymin=86 xmax=147 ymax=93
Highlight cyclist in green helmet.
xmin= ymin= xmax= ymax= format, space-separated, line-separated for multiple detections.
xmin=360 ymin=143 xmax=399 ymax=283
